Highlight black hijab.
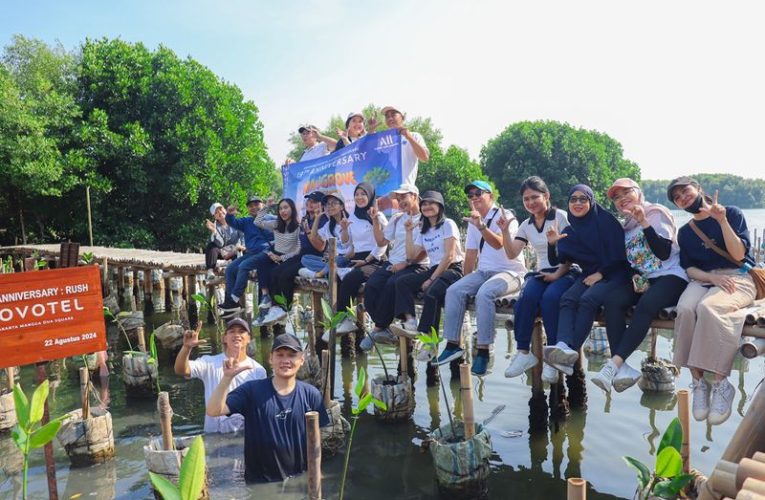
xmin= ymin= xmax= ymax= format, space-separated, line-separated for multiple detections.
xmin=353 ymin=182 xmax=376 ymax=224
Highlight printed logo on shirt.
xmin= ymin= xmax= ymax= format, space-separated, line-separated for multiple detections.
xmin=275 ymin=408 xmax=293 ymax=420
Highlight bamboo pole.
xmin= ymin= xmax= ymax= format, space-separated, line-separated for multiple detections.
xmin=721 ymin=383 xmax=765 ymax=464
xmin=740 ymin=338 xmax=765 ymax=359
xmin=157 ymin=392 xmax=174 ymax=451
xmin=740 ymin=478 xmax=765 ymax=497
xmin=459 ymin=363 xmax=475 ymax=440
xmin=649 ymin=327 xmax=659 ymax=359
xmin=4 ymin=368 xmax=13 ymax=392
xmin=738 ymin=459 xmax=765 ymax=489
xmin=567 ymin=478 xmax=587 ymax=500
xmin=327 ymin=238 xmax=337 ymax=398
xmin=100 ymin=257 xmax=109 ymax=296
xmin=321 ymin=350 xmax=331 ymax=408
xmin=86 ymin=185 xmax=94 ymax=247
xmin=678 ymin=388 xmax=691 ymax=474
xmin=399 ymin=336 xmax=409 ymax=383
xmin=80 ymin=368 xmax=90 ymax=420
xmin=306 ymin=411 xmax=322 ymax=500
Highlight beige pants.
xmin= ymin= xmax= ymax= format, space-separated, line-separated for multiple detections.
xmin=673 ymin=269 xmax=756 ymax=376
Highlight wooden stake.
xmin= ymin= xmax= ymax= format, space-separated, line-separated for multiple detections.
xmin=738 ymin=459 xmax=765 ymax=490
xmin=306 ymin=411 xmax=322 ymax=500
xmin=459 ymin=363 xmax=475 ymax=440
xmin=327 ymin=238 xmax=337 ymax=398
xmin=567 ymin=478 xmax=587 ymax=500
xmin=741 ymin=477 xmax=765 ymax=496
xmin=321 ymin=350 xmax=331 ymax=408
xmin=649 ymin=327 xmax=658 ymax=359
xmin=79 ymin=367 xmax=90 ymax=420
xmin=36 ymin=362 xmax=58 ymax=500
xmin=85 ymin=185 xmax=94 ymax=247
xmin=157 ymin=392 xmax=174 ymax=451
xmin=678 ymin=388 xmax=690 ymax=474
xmin=4 ymin=367 xmax=13 ymax=392
xmin=188 ymin=273 xmax=198 ymax=328
xmin=399 ymin=336 xmax=409 ymax=383
xmin=136 ymin=326 xmax=146 ymax=353
xmin=530 ymin=320 xmax=544 ymax=393
xmin=100 ymin=257 xmax=109 ymax=296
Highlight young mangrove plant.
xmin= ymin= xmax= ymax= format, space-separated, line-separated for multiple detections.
xmin=11 ymin=380 xmax=67 ymax=499
xmin=148 ymin=330 xmax=161 ymax=393
xmin=418 ymin=327 xmax=456 ymax=438
xmin=338 ymin=366 xmax=386 ymax=500
xmin=623 ymin=417 xmax=693 ymax=499
xmin=344 ymin=299 xmax=390 ymax=381
xmin=81 ymin=252 xmax=95 ymax=265
xmin=273 ymin=293 xmax=299 ymax=334
xmin=319 ymin=297 xmax=349 ymax=337
xmin=103 ymin=307 xmax=135 ymax=352
xmin=192 ymin=292 xmax=224 ymax=345
xmin=149 ymin=434 xmax=206 ymax=500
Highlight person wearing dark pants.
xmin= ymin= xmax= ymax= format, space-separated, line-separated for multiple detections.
xmin=394 ymin=264 xmax=463 ymax=336
xmin=595 ymin=178 xmax=689 ymax=393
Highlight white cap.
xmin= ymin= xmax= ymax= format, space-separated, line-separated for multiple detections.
xmin=390 ymin=183 xmax=419 ymax=196
xmin=209 ymin=202 xmax=224 ymax=215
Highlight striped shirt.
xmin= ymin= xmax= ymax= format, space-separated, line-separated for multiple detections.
xmin=255 ymin=211 xmax=301 ymax=260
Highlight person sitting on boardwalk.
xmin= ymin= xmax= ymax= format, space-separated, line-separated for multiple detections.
xmin=174 ymin=318 xmax=266 ymax=433
xmin=433 ymin=181 xmax=525 ymax=376
xmin=360 ymin=183 xmax=429 ymax=350
xmin=669 ymin=176 xmax=757 ymax=425
xmin=206 ymin=333 xmax=329 ymax=483
xmin=594 ymin=178 xmax=688 ymax=393
xmin=299 ymin=191 xmax=352 ymax=280
xmin=391 ymin=190 xmax=464 ymax=346
xmin=501 ymin=177 xmax=577 ymax=383
xmin=544 ymin=184 xmax=630 ymax=377
xmin=381 ymin=106 xmax=429 ymax=187
xmin=204 ymin=202 xmax=244 ymax=283
xmin=219 ymin=196 xmax=275 ymax=315
xmin=252 ymin=198 xmax=302 ymax=327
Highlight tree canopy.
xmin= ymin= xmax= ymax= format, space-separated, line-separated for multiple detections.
xmin=641 ymin=174 xmax=765 ymax=209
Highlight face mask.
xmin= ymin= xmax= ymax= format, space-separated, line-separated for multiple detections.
xmin=684 ymin=194 xmax=704 ymax=214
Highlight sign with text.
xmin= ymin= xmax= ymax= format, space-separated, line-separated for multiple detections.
xmin=0 ymin=266 xmax=106 ymax=368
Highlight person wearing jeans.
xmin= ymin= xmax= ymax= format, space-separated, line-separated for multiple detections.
xmin=434 ymin=181 xmax=526 ymax=376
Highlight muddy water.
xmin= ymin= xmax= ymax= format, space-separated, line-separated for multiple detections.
xmin=1 ymin=303 xmax=763 ymax=499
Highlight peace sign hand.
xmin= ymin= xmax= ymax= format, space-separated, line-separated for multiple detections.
xmin=404 ymin=218 xmax=416 ymax=232
xmin=223 ymin=357 xmax=252 ymax=378
xmin=367 ymin=199 xmax=379 ymax=219
xmin=698 ymin=190 xmax=726 ymax=223
xmin=496 ymin=205 xmax=513 ymax=232
xmin=462 ymin=200 xmax=482 ymax=227
xmin=183 ymin=322 xmax=204 ymax=348
xmin=338 ymin=216 xmax=352 ymax=231
xmin=629 ymin=204 xmax=647 ymax=225
xmin=546 ymin=221 xmax=568 ymax=245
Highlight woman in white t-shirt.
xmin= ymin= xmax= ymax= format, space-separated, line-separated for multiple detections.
xmin=501 ymin=176 xmax=579 ymax=383
xmin=593 ymin=178 xmax=688 ymax=393
xmin=391 ymin=190 xmax=465 ymax=339
xmin=300 ymin=192 xmax=352 ymax=279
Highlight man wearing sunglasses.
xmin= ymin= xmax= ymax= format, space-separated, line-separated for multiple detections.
xmin=433 ymin=180 xmax=527 ymax=375
xmin=284 ymin=124 xmax=337 ymax=165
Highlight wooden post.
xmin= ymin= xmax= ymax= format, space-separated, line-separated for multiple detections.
xmin=399 ymin=336 xmax=409 ymax=383
xmin=567 ymin=478 xmax=587 ymax=500
xmin=312 ymin=291 xmax=324 ymax=351
xmin=5 ymin=367 xmax=13 ymax=392
xmin=306 ymin=411 xmax=322 ymax=500
xmin=188 ymin=273 xmax=198 ymax=328
xmin=80 ymin=368 xmax=90 ymax=421
xmin=100 ymin=257 xmax=109 ymax=296
xmin=144 ymin=268 xmax=154 ymax=314
xmin=158 ymin=392 xmax=174 ymax=451
xmin=327 ymin=238 xmax=337 ymax=398
xmin=459 ymin=363 xmax=475 ymax=440
xmin=85 ymin=185 xmax=94 ymax=247
xmin=678 ymin=388 xmax=690 ymax=474
xmin=36 ymin=362 xmax=59 ymax=500
xmin=163 ymin=274 xmax=172 ymax=312
xmin=650 ymin=327 xmax=658 ymax=359
xmin=530 ymin=320 xmax=544 ymax=393
xmin=321 ymin=350 xmax=331 ymax=408
xmin=136 ymin=326 xmax=146 ymax=353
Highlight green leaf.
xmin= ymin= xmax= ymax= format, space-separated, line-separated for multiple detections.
xmin=658 ymin=417 xmax=683 ymax=455
xmin=149 ymin=472 xmax=182 ymax=500
xmin=178 ymin=436 xmax=206 ymax=500
xmin=354 ymin=367 xmax=366 ymax=398
xmin=11 ymin=425 xmax=27 ymax=450
xmin=355 ymin=393 xmax=373 ymax=414
xmin=652 ymin=474 xmax=693 ymax=497
xmin=273 ymin=294 xmax=286 ymax=306
xmin=623 ymin=456 xmax=650 ymax=489
xmin=29 ymin=419 xmax=62 ymax=448
xmin=149 ymin=332 xmax=159 ymax=362
xmin=332 ymin=311 xmax=346 ymax=327
xmin=103 ymin=307 xmax=115 ymax=320
xmin=321 ymin=299 xmax=333 ymax=324
xmin=13 ymin=384 xmax=29 ymax=427
xmin=372 ymin=398 xmax=388 ymax=411
xmin=191 ymin=293 xmax=208 ymax=305
xmin=29 ymin=379 xmax=50 ymax=425
xmin=655 ymin=446 xmax=683 ymax=478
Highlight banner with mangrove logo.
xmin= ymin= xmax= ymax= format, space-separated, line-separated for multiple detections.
xmin=281 ymin=129 xmax=402 ymax=215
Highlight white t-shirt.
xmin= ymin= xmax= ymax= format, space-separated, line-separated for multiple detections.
xmin=624 ymin=211 xmax=687 ymax=281
xmin=401 ymin=131 xmax=428 ymax=187
xmin=347 ymin=212 xmax=388 ymax=258
xmin=319 ymin=221 xmax=352 ymax=255
xmin=466 ymin=205 xmax=526 ymax=275
xmin=415 ymin=218 xmax=464 ymax=267
xmin=300 ymin=142 xmax=330 ymax=162
xmin=384 ymin=212 xmax=429 ymax=266
xmin=188 ymin=353 xmax=267 ymax=433
xmin=515 ymin=209 xmax=569 ymax=271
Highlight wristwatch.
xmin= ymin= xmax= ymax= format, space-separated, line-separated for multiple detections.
xmin=477 ymin=222 xmax=487 ymax=231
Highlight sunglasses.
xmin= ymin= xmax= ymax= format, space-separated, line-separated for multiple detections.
xmin=466 ymin=190 xmax=485 ymax=199
xmin=569 ymin=196 xmax=590 ymax=205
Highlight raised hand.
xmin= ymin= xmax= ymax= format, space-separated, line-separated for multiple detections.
xmin=182 ymin=322 xmax=203 ymax=348
xmin=227 ymin=205 xmax=238 ymax=215
xmin=546 ymin=221 xmax=568 ymax=245
xmin=205 ymin=219 xmax=216 ymax=232
xmin=629 ymin=204 xmax=647 ymax=225
xmin=397 ymin=125 xmax=411 ymax=139
xmin=368 ymin=198 xmax=379 ymax=219
xmin=367 ymin=116 xmax=379 ymax=132
xmin=223 ymin=357 xmax=252 ymax=378
xmin=496 ymin=205 xmax=514 ymax=232
xmin=404 ymin=217 xmax=415 ymax=232
xmin=284 ymin=158 xmax=295 ymax=166
xmin=699 ymin=190 xmax=726 ymax=223
xmin=462 ymin=200 xmax=483 ymax=227
xmin=339 ymin=215 xmax=352 ymax=232
xmin=336 ymin=128 xmax=348 ymax=140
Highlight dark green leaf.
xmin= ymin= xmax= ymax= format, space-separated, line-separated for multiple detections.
xmin=658 ymin=417 xmax=683 ymax=455
xmin=652 ymin=473 xmax=693 ymax=497
xmin=623 ymin=456 xmax=650 ymax=489
xmin=29 ymin=379 xmax=49 ymax=425
xmin=149 ymin=472 xmax=181 ymax=500
xmin=321 ymin=299 xmax=333 ymax=324
xmin=13 ymin=384 xmax=29 ymax=427
xmin=29 ymin=419 xmax=62 ymax=448
xmin=178 ymin=436 xmax=206 ymax=500
xmin=354 ymin=367 xmax=366 ymax=398
xmin=191 ymin=293 xmax=207 ymax=304
xmin=655 ymin=447 xmax=683 ymax=478
xmin=11 ymin=425 xmax=27 ymax=449
xmin=273 ymin=294 xmax=286 ymax=306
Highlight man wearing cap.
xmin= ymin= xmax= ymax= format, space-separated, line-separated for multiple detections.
xmin=433 ymin=181 xmax=526 ymax=376
xmin=381 ymin=106 xmax=429 ymax=187
xmin=219 ymin=196 xmax=275 ymax=314
xmin=207 ymin=334 xmax=330 ymax=483
xmin=204 ymin=202 xmax=244 ymax=282
xmin=174 ymin=318 xmax=266 ymax=433
xmin=360 ymin=183 xmax=429 ymax=349
xmin=296 ymin=125 xmax=336 ymax=162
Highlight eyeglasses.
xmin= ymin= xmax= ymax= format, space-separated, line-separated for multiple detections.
xmin=611 ymin=187 xmax=635 ymax=203
xmin=569 ymin=196 xmax=590 ymax=205
xmin=466 ymin=190 xmax=484 ymax=199
xmin=325 ymin=200 xmax=342 ymax=207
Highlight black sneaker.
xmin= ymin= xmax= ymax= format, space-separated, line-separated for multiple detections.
xmin=219 ymin=299 xmax=243 ymax=313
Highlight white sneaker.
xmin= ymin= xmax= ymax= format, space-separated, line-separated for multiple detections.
xmin=390 ymin=323 xmax=420 ymax=340
xmin=335 ymin=317 xmax=357 ymax=334
xmin=543 ymin=341 xmax=579 ymax=367
xmin=298 ymin=268 xmax=316 ymax=279
xmin=542 ymin=363 xmax=560 ymax=384
xmin=591 ymin=360 xmax=619 ymax=393
xmin=403 ymin=318 xmax=418 ymax=331
xmin=258 ymin=296 xmax=272 ymax=311
xmin=262 ymin=306 xmax=287 ymax=326
xmin=337 ymin=268 xmax=353 ymax=281
xmin=206 ymin=269 xmax=215 ymax=280
xmin=612 ymin=362 xmax=642 ymax=393
xmin=691 ymin=378 xmax=711 ymax=421
xmin=708 ymin=379 xmax=735 ymax=426
xmin=373 ymin=328 xmax=398 ymax=345
xmin=504 ymin=352 xmax=539 ymax=378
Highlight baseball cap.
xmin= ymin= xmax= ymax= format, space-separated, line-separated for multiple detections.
xmin=607 ymin=178 xmax=640 ymax=200
xmin=322 ymin=191 xmax=345 ymax=205
xmin=209 ymin=202 xmax=224 ymax=215
xmin=464 ymin=180 xmax=493 ymax=194
xmin=298 ymin=124 xmax=316 ymax=134
xmin=420 ymin=190 xmax=445 ymax=207
xmin=345 ymin=112 xmax=363 ymax=128
xmin=390 ymin=183 xmax=419 ymax=196
xmin=225 ymin=317 xmax=251 ymax=335
xmin=247 ymin=195 xmax=264 ymax=205
xmin=666 ymin=176 xmax=699 ymax=203
xmin=271 ymin=334 xmax=303 ymax=352
xmin=304 ymin=191 xmax=325 ymax=202
xmin=381 ymin=106 xmax=403 ymax=116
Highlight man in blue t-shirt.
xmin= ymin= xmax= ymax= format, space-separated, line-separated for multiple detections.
xmin=206 ymin=334 xmax=329 ymax=483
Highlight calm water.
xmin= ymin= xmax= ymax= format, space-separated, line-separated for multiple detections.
xmin=1 ymin=210 xmax=764 ymax=500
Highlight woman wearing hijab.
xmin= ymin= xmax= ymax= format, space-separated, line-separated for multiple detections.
xmin=544 ymin=184 xmax=630 ymax=376
xmin=332 ymin=182 xmax=389 ymax=340
xmin=669 ymin=176 xmax=756 ymax=425
xmin=593 ymin=179 xmax=688 ymax=393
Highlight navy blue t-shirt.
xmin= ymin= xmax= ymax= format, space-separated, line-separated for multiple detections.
xmin=300 ymin=214 xmax=328 ymax=257
xmin=678 ymin=206 xmax=754 ymax=271
xmin=226 ymin=378 xmax=329 ymax=483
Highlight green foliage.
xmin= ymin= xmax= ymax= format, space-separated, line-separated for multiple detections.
xmin=320 ymin=297 xmax=348 ymax=333
xmin=148 ymin=331 xmax=161 ymax=393
xmin=81 ymin=251 xmax=94 ymax=264
xmin=149 ymin=435 xmax=206 ymax=500
xmin=419 ymin=145 xmax=489 ymax=221
xmin=623 ymin=417 xmax=693 ymax=499
xmin=480 ymin=120 xmax=640 ymax=217
xmin=641 ymin=174 xmax=765 ymax=209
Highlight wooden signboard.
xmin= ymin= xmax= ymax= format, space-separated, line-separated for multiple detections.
xmin=0 ymin=265 xmax=106 ymax=368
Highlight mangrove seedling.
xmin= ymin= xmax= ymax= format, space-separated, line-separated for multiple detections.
xmin=319 ymin=297 xmax=349 ymax=337
xmin=339 ymin=366 xmax=386 ymax=500
xmin=623 ymin=417 xmax=693 ymax=499
xmin=11 ymin=380 xmax=67 ymax=499
xmin=149 ymin=434 xmax=206 ymax=500
xmin=192 ymin=292 xmax=225 ymax=344
xmin=418 ymin=327 xmax=456 ymax=439
xmin=344 ymin=299 xmax=390 ymax=381
xmin=1 ymin=255 xmax=14 ymax=274
xmin=148 ymin=330 xmax=162 ymax=393
xmin=81 ymin=252 xmax=95 ymax=265
xmin=103 ymin=307 xmax=135 ymax=352
xmin=273 ymin=293 xmax=299 ymax=334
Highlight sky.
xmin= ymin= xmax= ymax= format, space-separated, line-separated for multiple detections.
xmin=3 ymin=0 xmax=763 ymax=180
